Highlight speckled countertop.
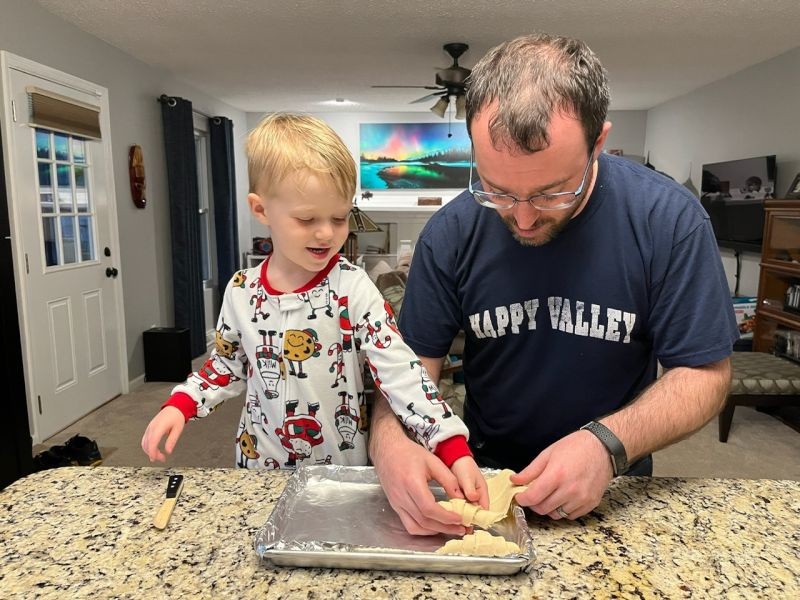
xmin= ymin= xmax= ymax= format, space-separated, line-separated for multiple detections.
xmin=0 ymin=467 xmax=798 ymax=599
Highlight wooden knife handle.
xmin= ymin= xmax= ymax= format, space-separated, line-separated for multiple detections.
xmin=153 ymin=475 xmax=184 ymax=530
xmin=153 ymin=497 xmax=178 ymax=530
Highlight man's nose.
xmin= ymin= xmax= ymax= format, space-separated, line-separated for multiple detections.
xmin=512 ymin=201 xmax=541 ymax=230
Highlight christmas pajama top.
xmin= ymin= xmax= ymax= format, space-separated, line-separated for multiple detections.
xmin=165 ymin=254 xmax=470 ymax=469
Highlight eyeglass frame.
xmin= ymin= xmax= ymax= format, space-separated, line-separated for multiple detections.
xmin=468 ymin=141 xmax=597 ymax=211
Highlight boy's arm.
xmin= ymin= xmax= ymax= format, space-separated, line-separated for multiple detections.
xmin=164 ymin=275 xmax=249 ymax=421
xmin=351 ymin=275 xmax=470 ymax=466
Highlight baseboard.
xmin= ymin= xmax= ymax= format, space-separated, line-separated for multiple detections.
xmin=129 ymin=373 xmax=146 ymax=390
xmin=206 ymin=329 xmax=215 ymax=348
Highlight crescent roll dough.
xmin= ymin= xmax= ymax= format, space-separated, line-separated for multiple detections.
xmin=435 ymin=529 xmax=522 ymax=557
xmin=437 ymin=469 xmax=528 ymax=528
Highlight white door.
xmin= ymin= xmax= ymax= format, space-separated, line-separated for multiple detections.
xmin=2 ymin=55 xmax=125 ymax=442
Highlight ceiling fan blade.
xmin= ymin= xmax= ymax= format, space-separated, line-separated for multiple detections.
xmin=371 ymin=85 xmax=441 ymax=89
xmin=410 ymin=92 xmax=445 ymax=104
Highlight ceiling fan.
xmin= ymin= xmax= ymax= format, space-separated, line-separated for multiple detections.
xmin=372 ymin=42 xmax=471 ymax=119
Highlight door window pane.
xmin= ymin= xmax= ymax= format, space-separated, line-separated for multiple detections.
xmin=75 ymin=166 xmax=89 ymax=212
xmin=38 ymin=163 xmax=54 ymax=214
xmin=72 ymin=138 xmax=86 ymax=164
xmin=57 ymin=164 xmax=73 ymax=212
xmin=60 ymin=216 xmax=77 ymax=264
xmin=54 ymin=133 xmax=69 ymax=161
xmin=38 ymin=161 xmax=52 ymax=187
xmin=43 ymin=217 xmax=59 ymax=266
xmin=36 ymin=129 xmax=51 ymax=159
xmin=78 ymin=216 xmax=95 ymax=261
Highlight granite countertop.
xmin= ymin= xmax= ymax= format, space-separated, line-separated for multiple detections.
xmin=0 ymin=467 xmax=798 ymax=599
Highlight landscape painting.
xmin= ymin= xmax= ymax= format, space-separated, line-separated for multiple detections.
xmin=359 ymin=123 xmax=471 ymax=189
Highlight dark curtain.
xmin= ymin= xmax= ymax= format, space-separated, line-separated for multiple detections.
xmin=209 ymin=117 xmax=239 ymax=303
xmin=159 ymin=95 xmax=206 ymax=358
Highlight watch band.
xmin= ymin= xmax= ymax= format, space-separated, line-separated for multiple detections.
xmin=580 ymin=421 xmax=629 ymax=476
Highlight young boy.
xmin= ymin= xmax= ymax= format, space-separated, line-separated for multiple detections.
xmin=141 ymin=113 xmax=486 ymax=504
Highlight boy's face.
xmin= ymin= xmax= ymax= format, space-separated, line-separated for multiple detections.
xmin=248 ymin=170 xmax=352 ymax=278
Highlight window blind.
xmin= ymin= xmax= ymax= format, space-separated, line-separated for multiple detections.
xmin=26 ymin=86 xmax=101 ymax=139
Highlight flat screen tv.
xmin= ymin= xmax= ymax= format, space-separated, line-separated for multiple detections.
xmin=700 ymin=155 xmax=776 ymax=246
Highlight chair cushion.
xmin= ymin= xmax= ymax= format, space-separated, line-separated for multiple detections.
xmin=730 ymin=352 xmax=800 ymax=395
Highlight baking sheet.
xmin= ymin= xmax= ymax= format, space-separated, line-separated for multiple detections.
xmin=254 ymin=465 xmax=534 ymax=575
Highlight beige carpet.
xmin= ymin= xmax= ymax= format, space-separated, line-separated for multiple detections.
xmin=36 ymin=359 xmax=800 ymax=480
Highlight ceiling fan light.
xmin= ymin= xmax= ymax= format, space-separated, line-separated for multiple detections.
xmin=430 ymin=96 xmax=449 ymax=118
xmin=455 ymin=95 xmax=466 ymax=120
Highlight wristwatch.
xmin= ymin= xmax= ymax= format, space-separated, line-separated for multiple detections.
xmin=580 ymin=421 xmax=629 ymax=476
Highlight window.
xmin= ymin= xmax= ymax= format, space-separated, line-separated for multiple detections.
xmin=194 ymin=126 xmax=215 ymax=284
xmin=35 ymin=128 xmax=96 ymax=267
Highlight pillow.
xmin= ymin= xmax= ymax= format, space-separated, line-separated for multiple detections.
xmin=375 ymin=270 xmax=408 ymax=318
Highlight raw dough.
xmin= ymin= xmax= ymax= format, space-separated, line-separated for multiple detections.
xmin=435 ymin=529 xmax=521 ymax=557
xmin=438 ymin=469 xmax=528 ymax=528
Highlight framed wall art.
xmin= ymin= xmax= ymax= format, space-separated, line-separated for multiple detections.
xmin=360 ymin=123 xmax=471 ymax=190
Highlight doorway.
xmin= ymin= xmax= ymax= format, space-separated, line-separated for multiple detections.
xmin=0 ymin=53 xmax=127 ymax=442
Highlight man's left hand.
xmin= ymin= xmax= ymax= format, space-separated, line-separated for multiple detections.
xmin=510 ymin=430 xmax=614 ymax=520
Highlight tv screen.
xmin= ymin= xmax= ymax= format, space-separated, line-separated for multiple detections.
xmin=700 ymin=155 xmax=777 ymax=245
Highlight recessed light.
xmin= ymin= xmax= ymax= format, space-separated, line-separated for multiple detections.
xmin=318 ymin=98 xmax=359 ymax=106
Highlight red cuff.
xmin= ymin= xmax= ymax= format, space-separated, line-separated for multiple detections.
xmin=434 ymin=435 xmax=472 ymax=468
xmin=162 ymin=392 xmax=198 ymax=423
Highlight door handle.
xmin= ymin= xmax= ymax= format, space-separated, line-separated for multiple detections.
xmin=105 ymin=267 xmax=119 ymax=278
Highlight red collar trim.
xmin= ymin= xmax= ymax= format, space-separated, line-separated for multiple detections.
xmin=260 ymin=254 xmax=340 ymax=295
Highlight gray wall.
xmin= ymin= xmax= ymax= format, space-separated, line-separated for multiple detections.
xmin=645 ymin=46 xmax=800 ymax=297
xmin=1 ymin=0 xmax=251 ymax=381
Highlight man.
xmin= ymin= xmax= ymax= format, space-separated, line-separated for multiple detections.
xmin=369 ymin=33 xmax=737 ymax=536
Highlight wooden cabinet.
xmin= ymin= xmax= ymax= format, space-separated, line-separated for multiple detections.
xmin=753 ymin=200 xmax=800 ymax=360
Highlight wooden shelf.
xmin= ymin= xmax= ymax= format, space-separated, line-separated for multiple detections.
xmin=753 ymin=200 xmax=800 ymax=355
xmin=756 ymin=305 xmax=800 ymax=329
xmin=759 ymin=261 xmax=800 ymax=277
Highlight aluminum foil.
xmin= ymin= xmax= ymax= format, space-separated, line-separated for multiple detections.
xmin=254 ymin=465 xmax=534 ymax=575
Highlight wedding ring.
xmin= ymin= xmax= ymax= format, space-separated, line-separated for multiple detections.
xmin=556 ymin=505 xmax=569 ymax=519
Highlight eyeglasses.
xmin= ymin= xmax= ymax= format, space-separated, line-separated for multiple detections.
xmin=468 ymin=144 xmax=596 ymax=211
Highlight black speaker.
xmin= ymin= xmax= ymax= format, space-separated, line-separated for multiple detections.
xmin=143 ymin=327 xmax=192 ymax=382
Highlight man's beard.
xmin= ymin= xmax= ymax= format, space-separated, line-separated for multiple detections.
xmin=500 ymin=210 xmax=572 ymax=247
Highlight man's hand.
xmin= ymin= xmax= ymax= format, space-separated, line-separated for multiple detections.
xmin=141 ymin=406 xmax=185 ymax=463
xmin=450 ymin=455 xmax=489 ymax=509
xmin=373 ymin=433 xmax=469 ymax=536
xmin=510 ymin=429 xmax=613 ymax=520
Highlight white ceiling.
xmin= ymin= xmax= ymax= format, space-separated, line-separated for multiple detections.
xmin=36 ymin=0 xmax=800 ymax=113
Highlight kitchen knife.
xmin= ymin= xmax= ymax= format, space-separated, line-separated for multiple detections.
xmin=153 ymin=474 xmax=184 ymax=530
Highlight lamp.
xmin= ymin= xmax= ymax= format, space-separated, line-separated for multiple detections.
xmin=349 ymin=192 xmax=381 ymax=233
xmin=455 ymin=94 xmax=466 ymax=120
xmin=430 ymin=96 xmax=449 ymax=118
xmin=344 ymin=193 xmax=382 ymax=263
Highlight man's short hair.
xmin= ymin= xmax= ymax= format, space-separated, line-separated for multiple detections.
xmin=466 ymin=33 xmax=609 ymax=153
xmin=246 ymin=113 xmax=356 ymax=200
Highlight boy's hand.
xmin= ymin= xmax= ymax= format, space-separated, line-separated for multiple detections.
xmin=450 ymin=456 xmax=489 ymax=509
xmin=141 ymin=406 xmax=185 ymax=463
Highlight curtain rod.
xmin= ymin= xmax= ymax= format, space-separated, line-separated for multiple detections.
xmin=158 ymin=94 xmax=223 ymax=124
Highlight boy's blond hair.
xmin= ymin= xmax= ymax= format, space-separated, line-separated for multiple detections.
xmin=246 ymin=113 xmax=356 ymax=201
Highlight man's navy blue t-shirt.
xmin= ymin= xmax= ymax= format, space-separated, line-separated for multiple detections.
xmin=398 ymin=153 xmax=739 ymax=472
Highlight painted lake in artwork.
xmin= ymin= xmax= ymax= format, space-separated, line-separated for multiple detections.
xmin=360 ymin=161 xmax=470 ymax=189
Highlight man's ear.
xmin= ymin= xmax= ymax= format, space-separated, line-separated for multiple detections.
xmin=592 ymin=121 xmax=613 ymax=160
xmin=248 ymin=193 xmax=270 ymax=226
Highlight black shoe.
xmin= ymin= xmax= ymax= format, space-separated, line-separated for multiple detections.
xmin=33 ymin=446 xmax=73 ymax=471
xmin=63 ymin=435 xmax=103 ymax=466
